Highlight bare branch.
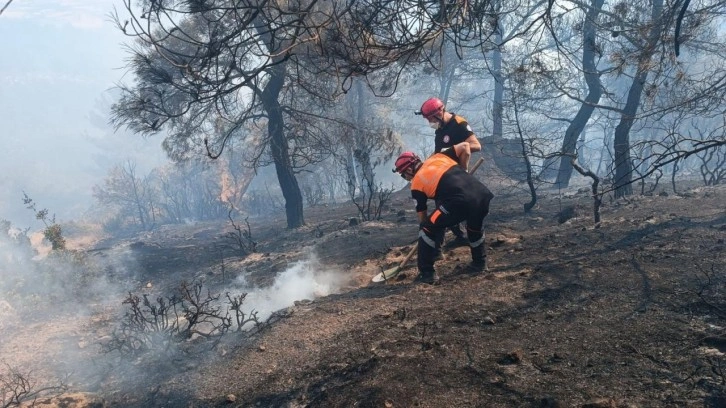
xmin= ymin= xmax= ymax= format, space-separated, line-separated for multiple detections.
xmin=0 ymin=0 xmax=13 ymax=16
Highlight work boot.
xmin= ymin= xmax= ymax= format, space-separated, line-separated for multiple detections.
xmin=444 ymin=235 xmax=469 ymax=249
xmin=414 ymin=270 xmax=440 ymax=285
xmin=465 ymin=258 xmax=488 ymax=274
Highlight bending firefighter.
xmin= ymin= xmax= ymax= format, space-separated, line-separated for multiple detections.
xmin=393 ymin=145 xmax=494 ymax=285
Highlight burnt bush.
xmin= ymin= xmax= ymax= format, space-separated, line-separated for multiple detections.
xmin=0 ymin=362 xmax=67 ymax=407
xmin=225 ymin=210 xmax=256 ymax=255
xmin=103 ymin=279 xmax=261 ymax=357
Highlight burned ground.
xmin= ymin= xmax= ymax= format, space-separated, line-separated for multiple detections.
xmin=2 ymin=181 xmax=725 ymax=408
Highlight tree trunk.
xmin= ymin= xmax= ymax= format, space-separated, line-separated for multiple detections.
xmin=124 ymin=161 xmax=148 ymax=230
xmin=439 ymin=41 xmax=458 ymax=106
xmin=492 ymin=29 xmax=504 ymax=140
xmin=555 ymin=0 xmax=605 ymax=188
xmin=577 ymin=130 xmax=587 ymax=165
xmin=613 ymin=0 xmax=664 ymax=198
xmin=132 ymin=180 xmax=147 ymax=230
xmin=613 ymin=70 xmax=648 ymax=198
xmin=261 ymin=62 xmax=305 ymax=228
xmin=354 ymin=80 xmax=374 ymax=188
xmin=345 ymin=147 xmax=357 ymax=198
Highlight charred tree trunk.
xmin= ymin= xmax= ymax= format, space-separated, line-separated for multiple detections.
xmin=492 ymin=28 xmax=504 ymax=140
xmin=345 ymin=147 xmax=357 ymax=198
xmin=555 ymin=0 xmax=605 ymax=188
xmin=123 ymin=161 xmax=149 ymax=230
xmin=519 ymin=125 xmax=537 ymax=213
xmin=571 ymin=159 xmax=602 ymax=224
xmin=131 ymin=181 xmax=148 ymax=230
xmin=354 ymin=80 xmax=374 ymax=189
xmin=512 ymin=93 xmax=536 ymax=212
xmin=613 ymin=0 xmax=664 ymax=198
xmin=261 ymin=62 xmax=304 ymax=228
xmin=613 ymin=67 xmax=652 ymax=198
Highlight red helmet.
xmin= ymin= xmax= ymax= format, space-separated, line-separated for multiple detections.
xmin=419 ymin=97 xmax=444 ymax=118
xmin=393 ymin=151 xmax=421 ymax=173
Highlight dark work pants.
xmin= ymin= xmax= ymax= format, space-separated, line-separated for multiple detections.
xmin=436 ymin=198 xmax=464 ymax=239
xmin=417 ymin=194 xmax=492 ymax=276
xmin=449 ymin=223 xmax=465 ymax=238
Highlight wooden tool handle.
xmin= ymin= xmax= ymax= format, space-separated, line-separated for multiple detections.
xmin=469 ymin=157 xmax=484 ymax=174
xmin=398 ymin=243 xmax=418 ymax=268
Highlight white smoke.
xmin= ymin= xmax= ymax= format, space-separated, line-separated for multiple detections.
xmin=0 ymin=227 xmax=349 ymax=405
xmin=234 ymin=253 xmax=346 ymax=321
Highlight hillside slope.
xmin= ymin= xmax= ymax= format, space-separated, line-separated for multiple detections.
xmin=5 ymin=182 xmax=725 ymax=408
xmin=97 ymin=182 xmax=725 ymax=407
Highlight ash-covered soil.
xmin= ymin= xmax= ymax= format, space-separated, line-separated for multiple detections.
xmin=3 ymin=180 xmax=726 ymax=408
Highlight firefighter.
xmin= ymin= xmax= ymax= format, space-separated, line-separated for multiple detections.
xmin=417 ymin=97 xmax=483 ymax=248
xmin=393 ymin=145 xmax=494 ymax=285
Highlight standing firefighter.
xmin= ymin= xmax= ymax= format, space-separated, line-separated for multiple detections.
xmin=393 ymin=145 xmax=494 ymax=285
xmin=417 ymin=97 xmax=482 ymax=248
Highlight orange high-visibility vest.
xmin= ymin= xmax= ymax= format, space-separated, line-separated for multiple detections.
xmin=410 ymin=153 xmax=458 ymax=198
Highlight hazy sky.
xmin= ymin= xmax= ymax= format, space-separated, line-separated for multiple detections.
xmin=0 ymin=0 xmax=167 ymax=227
